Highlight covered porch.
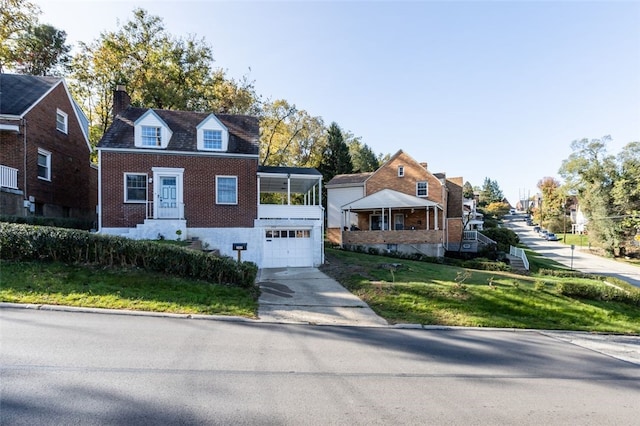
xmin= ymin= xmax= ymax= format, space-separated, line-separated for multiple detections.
xmin=256 ymin=166 xmax=323 ymax=221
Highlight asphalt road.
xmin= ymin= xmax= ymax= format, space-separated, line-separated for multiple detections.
xmin=2 ymin=308 xmax=639 ymax=425
xmin=505 ymin=216 xmax=640 ymax=287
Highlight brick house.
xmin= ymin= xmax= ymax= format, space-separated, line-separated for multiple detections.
xmin=0 ymin=74 xmax=96 ymax=223
xmin=97 ymin=87 xmax=323 ymax=268
xmin=326 ymin=150 xmax=488 ymax=257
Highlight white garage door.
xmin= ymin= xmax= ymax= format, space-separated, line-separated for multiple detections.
xmin=263 ymin=229 xmax=313 ymax=268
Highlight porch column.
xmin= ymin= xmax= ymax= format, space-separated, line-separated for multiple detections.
xmin=257 ymin=175 xmax=261 ymax=206
xmin=435 ymin=207 xmax=439 ymax=230
xmin=426 ymin=207 xmax=430 ymax=230
xmin=287 ymin=174 xmax=291 ymax=205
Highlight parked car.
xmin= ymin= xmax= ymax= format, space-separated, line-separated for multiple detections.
xmin=509 ymin=208 xmax=516 ymax=215
xmin=546 ymin=233 xmax=559 ymax=241
xmin=539 ymin=229 xmax=549 ymax=238
xmin=533 ymin=226 xmax=541 ymax=233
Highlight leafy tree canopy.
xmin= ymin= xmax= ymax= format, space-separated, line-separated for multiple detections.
xmin=478 ymin=177 xmax=504 ymax=206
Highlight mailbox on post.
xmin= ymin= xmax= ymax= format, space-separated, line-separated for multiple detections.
xmin=233 ymin=243 xmax=247 ymax=262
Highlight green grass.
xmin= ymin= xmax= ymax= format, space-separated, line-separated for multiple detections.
xmin=0 ymin=260 xmax=258 ymax=317
xmin=555 ymin=233 xmax=589 ymax=247
xmin=322 ymin=247 xmax=640 ymax=333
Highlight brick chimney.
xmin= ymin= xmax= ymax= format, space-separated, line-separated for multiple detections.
xmin=112 ymin=84 xmax=131 ymax=118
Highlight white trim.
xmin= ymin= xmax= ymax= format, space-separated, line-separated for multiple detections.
xmin=56 ymin=108 xmax=68 ymax=134
xmin=152 ymin=167 xmax=184 ymax=219
xmin=134 ymin=110 xmax=172 ymax=149
xmin=123 ymin=172 xmax=148 ymax=203
xmin=398 ymin=165 xmax=404 ymax=177
xmin=216 ymin=175 xmax=238 ymax=205
xmin=96 ymin=147 xmax=258 ymax=159
xmin=37 ymin=148 xmax=51 ymax=181
xmin=0 ymin=124 xmax=19 ymax=132
xmin=196 ymin=114 xmax=229 ymax=151
xmin=416 ymin=181 xmax=428 ymax=197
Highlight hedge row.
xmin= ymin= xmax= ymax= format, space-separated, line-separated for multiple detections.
xmin=557 ymin=281 xmax=640 ymax=307
xmin=1 ymin=215 xmax=94 ymax=230
xmin=0 ymin=223 xmax=257 ymax=288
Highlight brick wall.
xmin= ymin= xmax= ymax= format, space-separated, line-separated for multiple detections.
xmin=100 ymin=151 xmax=258 ymax=228
xmin=446 ymin=177 xmax=463 ymax=219
xmin=1 ymin=84 xmax=95 ymax=220
xmin=366 ymin=151 xmax=445 ymax=206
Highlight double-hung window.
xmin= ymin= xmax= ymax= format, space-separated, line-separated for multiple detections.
xmin=203 ymin=129 xmax=222 ymax=150
xmin=398 ymin=166 xmax=404 ymax=177
xmin=125 ymin=173 xmax=147 ymax=202
xmin=56 ymin=109 xmax=68 ymax=133
xmin=141 ymin=126 xmax=161 ymax=147
xmin=216 ymin=176 xmax=237 ymax=205
xmin=416 ymin=181 xmax=428 ymax=197
xmin=37 ymin=148 xmax=51 ymax=181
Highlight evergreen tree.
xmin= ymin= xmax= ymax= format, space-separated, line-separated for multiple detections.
xmin=318 ymin=122 xmax=353 ymax=182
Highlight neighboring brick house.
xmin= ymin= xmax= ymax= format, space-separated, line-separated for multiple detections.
xmin=97 ymin=87 xmax=324 ymax=268
xmin=0 ymin=74 xmax=96 ymax=223
xmin=326 ymin=150 xmax=483 ymax=257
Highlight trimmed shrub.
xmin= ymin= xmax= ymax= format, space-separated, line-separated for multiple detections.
xmin=0 ymin=223 xmax=257 ymax=288
xmin=557 ymin=281 xmax=640 ymax=307
xmin=1 ymin=215 xmax=94 ymax=230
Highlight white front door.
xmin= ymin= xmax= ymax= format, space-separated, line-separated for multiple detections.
xmin=159 ymin=176 xmax=178 ymax=218
xmin=152 ymin=167 xmax=184 ymax=219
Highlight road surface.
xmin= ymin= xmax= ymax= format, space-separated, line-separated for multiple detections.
xmin=506 ymin=216 xmax=640 ymax=287
xmin=2 ymin=308 xmax=639 ymax=425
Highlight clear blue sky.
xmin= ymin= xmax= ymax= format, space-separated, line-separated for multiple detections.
xmin=33 ymin=0 xmax=640 ymax=204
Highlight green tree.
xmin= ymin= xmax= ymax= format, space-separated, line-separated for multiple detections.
xmin=318 ymin=122 xmax=353 ymax=182
xmin=259 ymin=99 xmax=326 ymax=168
xmin=69 ymin=8 xmax=259 ymax=148
xmin=559 ymin=136 xmax=622 ymax=255
xmin=536 ymin=177 xmax=563 ymax=230
xmin=462 ymin=181 xmax=474 ymax=199
xmin=478 ymin=178 xmax=503 ymax=206
xmin=612 ymin=141 xmax=640 ymax=250
xmin=10 ymin=23 xmax=71 ymax=75
xmin=0 ymin=0 xmax=40 ymax=71
xmin=348 ymin=138 xmax=379 ymax=172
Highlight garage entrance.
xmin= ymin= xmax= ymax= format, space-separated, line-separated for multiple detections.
xmin=263 ymin=229 xmax=313 ymax=268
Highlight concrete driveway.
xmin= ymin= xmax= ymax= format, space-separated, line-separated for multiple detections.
xmin=257 ymin=267 xmax=388 ymax=326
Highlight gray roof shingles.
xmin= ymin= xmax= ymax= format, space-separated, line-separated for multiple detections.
xmin=97 ymin=107 xmax=259 ymax=155
xmin=0 ymin=74 xmax=61 ymax=115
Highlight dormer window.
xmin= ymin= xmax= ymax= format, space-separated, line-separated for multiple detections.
xmin=398 ymin=166 xmax=404 ymax=177
xmin=134 ymin=110 xmax=172 ymax=149
xmin=141 ymin=126 xmax=161 ymax=147
xmin=56 ymin=109 xmax=68 ymax=134
xmin=197 ymin=114 xmax=228 ymax=151
xmin=203 ymin=129 xmax=222 ymax=150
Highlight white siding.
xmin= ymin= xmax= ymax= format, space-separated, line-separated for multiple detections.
xmin=327 ymin=186 xmax=364 ymax=228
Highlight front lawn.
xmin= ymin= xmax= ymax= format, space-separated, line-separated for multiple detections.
xmin=0 ymin=260 xmax=258 ymax=317
xmin=321 ymin=248 xmax=640 ymax=333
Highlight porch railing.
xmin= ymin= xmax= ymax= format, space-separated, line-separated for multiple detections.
xmin=463 ymin=230 xmax=497 ymax=246
xmin=510 ymin=245 xmax=530 ymax=270
xmin=145 ymin=201 xmax=185 ymax=219
xmin=0 ymin=165 xmax=18 ymax=189
xmin=258 ymin=204 xmax=323 ymax=220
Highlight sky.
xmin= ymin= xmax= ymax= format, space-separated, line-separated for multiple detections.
xmin=31 ymin=0 xmax=640 ymax=204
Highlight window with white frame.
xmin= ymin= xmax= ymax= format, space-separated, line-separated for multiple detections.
xmin=37 ymin=148 xmax=51 ymax=181
xmin=416 ymin=181 xmax=428 ymax=197
xmin=124 ymin=173 xmax=147 ymax=202
xmin=141 ymin=126 xmax=161 ymax=146
xmin=216 ymin=176 xmax=237 ymax=204
xmin=56 ymin=109 xmax=68 ymax=133
xmin=203 ymin=129 xmax=223 ymax=150
xmin=398 ymin=165 xmax=404 ymax=177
